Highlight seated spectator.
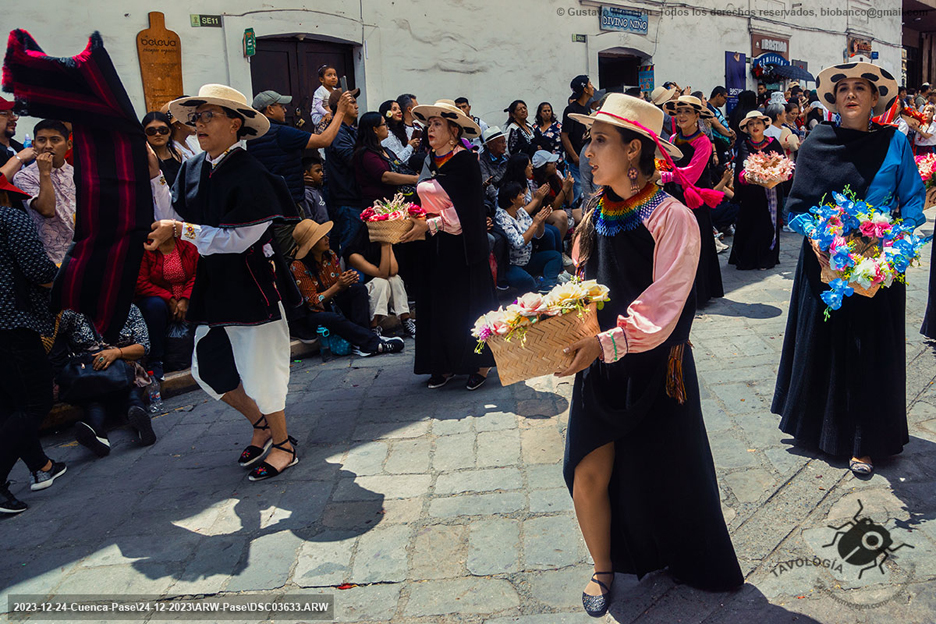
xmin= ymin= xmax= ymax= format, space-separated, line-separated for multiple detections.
xmin=354 ymin=112 xmax=419 ymax=208
xmin=142 ymin=111 xmax=182 ymax=185
xmin=288 ymin=220 xmax=404 ymax=357
xmin=343 ymin=228 xmax=416 ymax=338
xmin=533 ymin=102 xmax=564 ymax=157
xmin=505 ymin=100 xmax=537 ymax=156
xmin=495 ymin=181 xmax=561 ymax=293
xmin=379 ymin=100 xmax=421 ymax=163
xmin=52 ymin=306 xmax=155 ymax=458
xmin=479 ymin=126 xmax=509 ymax=209
xmin=135 ymin=236 xmax=198 ymax=381
xmin=13 ymin=119 xmax=75 ymax=264
xmin=531 ymin=150 xmax=575 ymax=238
xmin=455 ymin=97 xmax=490 ymax=149
xmin=1 ymin=176 xmax=65 ymax=514
xmin=498 ymin=153 xmax=562 ymax=252
xmin=301 ymin=155 xmax=330 ymax=223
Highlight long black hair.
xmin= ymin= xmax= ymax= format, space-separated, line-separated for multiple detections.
xmin=141 ymin=111 xmax=181 ymax=162
xmin=504 ymin=100 xmax=528 ymax=128
xmin=353 ymin=112 xmax=385 ymax=161
xmin=498 ymin=153 xmax=531 ymax=189
xmin=379 ymin=100 xmax=408 ymax=146
xmin=573 ymin=126 xmax=656 ymax=268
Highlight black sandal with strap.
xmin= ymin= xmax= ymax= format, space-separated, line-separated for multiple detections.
xmin=248 ymin=436 xmax=299 ymax=481
xmin=238 ymin=415 xmax=272 ymax=468
xmin=582 ymin=571 xmax=614 ymax=617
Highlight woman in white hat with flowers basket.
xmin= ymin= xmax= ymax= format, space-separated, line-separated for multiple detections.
xmin=556 ymin=94 xmax=742 ymax=617
xmin=399 ymin=99 xmax=498 ymax=391
xmin=145 ymin=84 xmax=303 ymax=481
xmin=774 ymin=62 xmax=926 ymax=476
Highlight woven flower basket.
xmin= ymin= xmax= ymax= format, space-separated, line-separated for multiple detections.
xmin=488 ymin=303 xmax=601 ymax=386
xmin=366 ymin=218 xmax=425 ymax=244
xmin=819 ymin=234 xmax=880 ymax=298
xmin=926 ymin=187 xmax=936 ymax=210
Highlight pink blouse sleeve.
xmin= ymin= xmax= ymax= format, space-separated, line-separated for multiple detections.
xmin=417 ymin=179 xmax=462 ymax=235
xmin=659 ymin=135 xmax=712 ymax=186
xmin=596 ymin=197 xmax=701 ymax=363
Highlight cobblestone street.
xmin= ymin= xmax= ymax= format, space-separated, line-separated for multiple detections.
xmin=3 ymin=224 xmax=936 ymax=623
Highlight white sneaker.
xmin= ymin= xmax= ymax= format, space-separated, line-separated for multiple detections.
xmin=782 ymin=225 xmax=795 ymax=233
xmin=714 ymin=238 xmax=729 ymax=254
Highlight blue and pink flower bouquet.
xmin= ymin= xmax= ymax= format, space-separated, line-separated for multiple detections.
xmin=797 ymin=187 xmax=929 ymax=320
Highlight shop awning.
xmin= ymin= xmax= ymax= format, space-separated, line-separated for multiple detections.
xmin=769 ymin=63 xmax=816 ymax=82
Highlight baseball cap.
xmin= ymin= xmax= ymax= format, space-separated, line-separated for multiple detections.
xmin=252 ymin=90 xmax=293 ymax=111
xmin=531 ymin=150 xmax=560 ymax=169
xmin=0 ymin=97 xmax=15 ymax=111
xmin=327 ymin=87 xmax=362 ymax=112
xmin=482 ymin=126 xmax=504 ymax=144
xmin=570 ymin=75 xmax=590 ymax=97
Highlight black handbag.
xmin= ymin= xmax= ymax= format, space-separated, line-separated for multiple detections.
xmin=57 ymin=353 xmax=135 ymax=404
xmin=163 ymin=322 xmax=194 ymax=373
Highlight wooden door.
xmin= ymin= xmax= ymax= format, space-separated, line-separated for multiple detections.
xmin=251 ymin=38 xmax=356 ymax=129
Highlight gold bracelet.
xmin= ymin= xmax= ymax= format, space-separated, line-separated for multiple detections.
xmin=118 ymin=347 xmax=123 ymax=359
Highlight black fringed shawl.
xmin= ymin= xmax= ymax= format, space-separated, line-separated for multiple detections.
xmin=3 ymin=30 xmax=151 ymax=342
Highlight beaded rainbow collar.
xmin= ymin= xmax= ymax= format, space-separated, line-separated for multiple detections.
xmin=747 ymin=137 xmax=770 ymax=150
xmin=432 ymin=149 xmax=457 ymax=169
xmin=595 ymin=183 xmax=668 ymax=237
xmin=674 ymin=129 xmax=703 ymax=145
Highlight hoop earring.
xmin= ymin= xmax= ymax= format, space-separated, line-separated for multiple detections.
xmin=628 ymin=164 xmax=640 ymax=192
xmin=449 ymin=139 xmax=456 ymax=146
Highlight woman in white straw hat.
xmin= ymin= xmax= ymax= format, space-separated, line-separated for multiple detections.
xmin=774 ymin=61 xmax=926 ymax=477
xmin=661 ymin=95 xmax=724 ymax=306
xmin=728 ymin=110 xmax=786 ymax=271
xmin=399 ymin=99 xmax=497 ymax=391
xmin=145 ymin=84 xmax=303 ymax=481
xmin=555 ymin=93 xmax=742 ymax=616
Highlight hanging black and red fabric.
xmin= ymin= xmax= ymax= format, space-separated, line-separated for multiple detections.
xmin=3 ymin=30 xmax=151 ymax=342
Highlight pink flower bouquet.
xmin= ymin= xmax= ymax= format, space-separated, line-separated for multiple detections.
xmin=742 ymin=152 xmax=795 ymax=189
xmin=360 ymin=193 xmax=427 ymax=243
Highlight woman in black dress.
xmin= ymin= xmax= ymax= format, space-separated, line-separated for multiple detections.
xmin=401 ymin=99 xmax=496 ymax=391
xmin=773 ymin=62 xmax=924 ymax=476
xmin=661 ymin=95 xmax=724 ymax=305
xmin=559 ymin=94 xmax=742 ymax=617
xmin=728 ymin=111 xmax=785 ymax=270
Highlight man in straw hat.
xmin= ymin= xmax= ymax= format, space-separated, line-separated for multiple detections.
xmin=287 ymin=219 xmax=405 ymax=356
xmin=553 ymin=93 xmax=742 ymax=616
xmin=146 ymin=84 xmax=303 ymax=481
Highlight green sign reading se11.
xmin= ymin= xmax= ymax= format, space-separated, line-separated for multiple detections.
xmin=190 ymin=14 xmax=222 ymax=28
xmin=244 ymin=28 xmax=256 ymax=57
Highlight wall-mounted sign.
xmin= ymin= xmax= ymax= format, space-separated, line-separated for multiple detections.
xmin=572 ymin=34 xmax=587 ymax=43
xmin=244 ymin=29 xmax=257 ymax=57
xmin=600 ymin=6 xmax=649 ymax=35
xmin=751 ymin=34 xmax=789 ymax=61
xmin=871 ymin=51 xmax=879 ymax=60
xmin=638 ymin=65 xmax=654 ymax=92
xmin=847 ymin=36 xmax=873 ymax=58
xmin=190 ymin=14 xmax=222 ymax=28
xmin=791 ymin=59 xmax=809 ymax=72
xmin=725 ymin=51 xmax=747 ymax=115
xmin=137 ymin=12 xmax=184 ymax=113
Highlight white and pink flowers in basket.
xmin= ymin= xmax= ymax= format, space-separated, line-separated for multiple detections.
xmin=359 ymin=193 xmax=427 ymax=222
xmin=742 ymin=152 xmax=795 ymax=187
xmin=471 ymin=279 xmax=610 ymax=352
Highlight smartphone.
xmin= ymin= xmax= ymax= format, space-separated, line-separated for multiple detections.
xmin=412 ymin=127 xmax=423 ymax=140
xmin=340 ymin=75 xmax=348 ymax=93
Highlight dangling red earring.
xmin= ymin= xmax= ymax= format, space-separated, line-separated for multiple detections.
xmin=628 ymin=166 xmax=640 ymax=192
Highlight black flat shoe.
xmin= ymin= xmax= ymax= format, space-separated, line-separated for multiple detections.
xmin=582 ymin=571 xmax=613 ymax=617
xmin=428 ymin=374 xmax=453 ymax=389
xmin=466 ymin=373 xmax=487 ymax=391
xmin=249 ymin=437 xmax=298 ymax=481
xmin=239 ymin=415 xmax=272 ymax=468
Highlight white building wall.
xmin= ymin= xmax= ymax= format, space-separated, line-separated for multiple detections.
xmin=4 ymin=0 xmax=902 ymax=133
